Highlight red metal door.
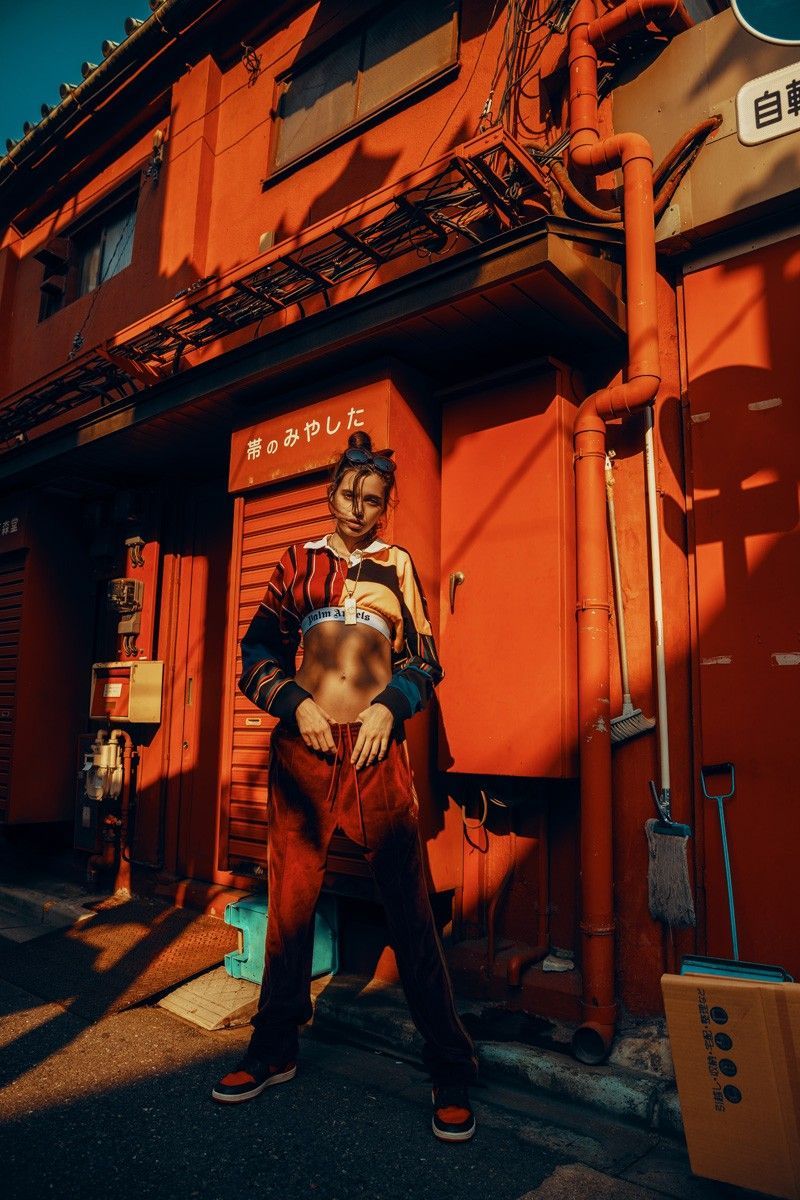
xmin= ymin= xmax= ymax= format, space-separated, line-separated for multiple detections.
xmin=437 ymin=368 xmax=577 ymax=777
xmin=684 ymin=240 xmax=800 ymax=974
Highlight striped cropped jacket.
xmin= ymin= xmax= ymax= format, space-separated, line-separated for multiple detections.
xmin=239 ymin=535 xmax=443 ymax=723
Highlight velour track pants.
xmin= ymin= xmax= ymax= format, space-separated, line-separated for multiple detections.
xmin=248 ymin=720 xmax=478 ymax=1087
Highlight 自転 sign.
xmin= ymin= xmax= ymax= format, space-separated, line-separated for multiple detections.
xmin=736 ymin=61 xmax=800 ymax=146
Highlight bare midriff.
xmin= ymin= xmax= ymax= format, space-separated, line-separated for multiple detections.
xmin=294 ymin=620 xmax=392 ymax=722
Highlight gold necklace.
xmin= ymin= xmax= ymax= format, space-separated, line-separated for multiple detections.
xmin=338 ymin=547 xmax=364 ymax=625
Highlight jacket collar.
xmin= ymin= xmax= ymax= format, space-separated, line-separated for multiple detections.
xmin=304 ymin=534 xmax=388 ymax=561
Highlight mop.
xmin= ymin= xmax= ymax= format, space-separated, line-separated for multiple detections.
xmin=605 ymin=453 xmax=656 ymax=744
xmin=642 ymin=409 xmax=696 ymax=928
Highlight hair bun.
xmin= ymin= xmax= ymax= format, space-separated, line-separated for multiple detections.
xmin=348 ymin=431 xmax=373 ymax=452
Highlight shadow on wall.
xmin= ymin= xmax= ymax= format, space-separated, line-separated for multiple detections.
xmin=657 ymin=230 xmax=800 ymax=973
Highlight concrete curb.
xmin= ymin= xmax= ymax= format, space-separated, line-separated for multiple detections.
xmin=310 ymin=976 xmax=684 ymax=1138
xmin=0 ymin=884 xmax=96 ymax=934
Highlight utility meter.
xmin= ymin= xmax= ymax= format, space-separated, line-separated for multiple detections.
xmin=107 ymin=577 xmax=144 ymax=656
xmin=107 ymin=577 xmax=143 ymax=619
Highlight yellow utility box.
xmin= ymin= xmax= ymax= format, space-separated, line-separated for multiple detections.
xmin=662 ymin=974 xmax=800 ymax=1199
xmin=89 ymin=661 xmax=163 ymax=724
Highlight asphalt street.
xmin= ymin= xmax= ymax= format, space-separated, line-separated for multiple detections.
xmin=0 ymin=973 xmax=752 ymax=1200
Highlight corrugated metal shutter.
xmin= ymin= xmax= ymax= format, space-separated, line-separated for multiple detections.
xmin=225 ymin=474 xmax=376 ymax=885
xmin=227 ymin=475 xmax=331 ymax=869
xmin=0 ymin=554 xmax=25 ymax=823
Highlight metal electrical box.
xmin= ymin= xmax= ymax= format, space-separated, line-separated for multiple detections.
xmin=89 ymin=661 xmax=163 ymax=723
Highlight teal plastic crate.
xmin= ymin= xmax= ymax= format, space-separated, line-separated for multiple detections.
xmin=223 ymin=892 xmax=338 ymax=984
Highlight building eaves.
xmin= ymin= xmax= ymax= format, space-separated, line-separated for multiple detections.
xmin=0 ymin=0 xmax=222 ymax=227
xmin=0 ymin=125 xmax=626 ymax=482
xmin=0 ymin=219 xmax=626 ymax=486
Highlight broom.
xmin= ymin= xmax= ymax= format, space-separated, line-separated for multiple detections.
xmin=605 ymin=453 xmax=656 ymax=744
xmin=642 ymin=409 xmax=695 ymax=928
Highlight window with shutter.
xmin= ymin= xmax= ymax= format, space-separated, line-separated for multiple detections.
xmin=271 ymin=0 xmax=459 ymax=175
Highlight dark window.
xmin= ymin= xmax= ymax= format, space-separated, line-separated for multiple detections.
xmin=74 ymin=190 xmax=137 ymax=298
xmin=273 ymin=0 xmax=459 ymax=172
xmin=36 ymin=183 xmax=138 ymax=322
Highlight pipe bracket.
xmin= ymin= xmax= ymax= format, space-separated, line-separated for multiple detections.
xmin=575 ymin=599 xmax=611 ymax=614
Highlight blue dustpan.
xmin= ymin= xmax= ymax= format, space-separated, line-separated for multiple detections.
xmin=680 ymin=763 xmax=792 ymax=983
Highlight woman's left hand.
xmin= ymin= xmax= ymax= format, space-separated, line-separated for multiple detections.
xmin=351 ymin=703 xmax=395 ymax=769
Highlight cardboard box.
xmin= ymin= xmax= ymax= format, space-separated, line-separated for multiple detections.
xmin=662 ymin=974 xmax=800 ymax=1199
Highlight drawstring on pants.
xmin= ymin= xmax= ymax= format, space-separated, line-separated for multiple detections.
xmin=322 ymin=723 xmax=367 ymax=847
xmin=323 ymin=724 xmax=344 ymax=811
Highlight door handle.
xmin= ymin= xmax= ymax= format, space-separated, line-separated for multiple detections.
xmin=449 ymin=571 xmax=465 ymax=613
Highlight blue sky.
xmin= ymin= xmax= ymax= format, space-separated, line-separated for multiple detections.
xmin=0 ymin=2 xmax=152 ymax=144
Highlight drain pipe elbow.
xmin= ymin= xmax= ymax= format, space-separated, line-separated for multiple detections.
xmin=575 ymin=393 xmax=606 ymax=437
xmin=596 ymin=374 xmax=660 ymax=422
xmin=572 ymin=131 xmax=653 ymax=175
xmin=575 ymin=376 xmax=661 ymax=431
xmin=572 ymin=1020 xmax=615 ymax=1065
xmin=590 ymin=0 xmax=693 ymax=48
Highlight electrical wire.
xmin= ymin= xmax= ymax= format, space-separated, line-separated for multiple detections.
xmin=419 ymin=0 xmax=505 ymax=166
xmin=489 ymin=0 xmax=570 ymax=133
xmin=241 ymin=42 xmax=262 ymax=86
xmin=546 ymin=115 xmax=721 ymax=225
xmin=462 ymin=787 xmax=490 ymax=853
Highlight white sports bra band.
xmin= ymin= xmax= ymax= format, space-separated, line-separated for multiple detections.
xmin=300 ymin=606 xmax=392 ymax=642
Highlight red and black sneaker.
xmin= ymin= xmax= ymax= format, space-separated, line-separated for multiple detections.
xmin=211 ymin=1054 xmax=296 ymax=1104
xmin=431 ymin=1085 xmax=476 ymax=1142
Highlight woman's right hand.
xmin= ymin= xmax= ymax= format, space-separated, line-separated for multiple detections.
xmin=295 ymin=697 xmax=337 ymax=753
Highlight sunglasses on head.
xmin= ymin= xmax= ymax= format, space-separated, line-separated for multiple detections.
xmin=344 ymin=447 xmax=396 ymax=475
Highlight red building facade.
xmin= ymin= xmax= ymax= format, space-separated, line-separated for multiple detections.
xmin=1 ymin=0 xmax=797 ymax=1051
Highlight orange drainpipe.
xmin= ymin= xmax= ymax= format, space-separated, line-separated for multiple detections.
xmin=567 ymin=0 xmax=691 ymax=1064
xmin=589 ymin=0 xmax=692 ymax=44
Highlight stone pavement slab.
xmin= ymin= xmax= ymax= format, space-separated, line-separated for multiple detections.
xmin=157 ymin=963 xmax=259 ymax=1030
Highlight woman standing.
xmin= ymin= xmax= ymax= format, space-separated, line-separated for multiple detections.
xmin=212 ymin=432 xmax=478 ymax=1141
